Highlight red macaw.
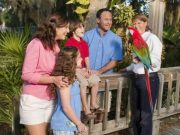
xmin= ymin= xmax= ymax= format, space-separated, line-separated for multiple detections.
xmin=128 ymin=26 xmax=153 ymax=112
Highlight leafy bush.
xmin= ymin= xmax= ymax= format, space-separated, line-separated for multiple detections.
xmin=66 ymin=0 xmax=90 ymax=20
xmin=108 ymin=2 xmax=135 ymax=69
xmin=0 ymin=26 xmax=30 ymax=128
xmin=163 ymin=23 xmax=180 ymax=46
xmin=162 ymin=23 xmax=180 ymax=67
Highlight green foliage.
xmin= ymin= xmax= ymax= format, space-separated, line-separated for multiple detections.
xmin=162 ymin=23 xmax=180 ymax=67
xmin=2 ymin=9 xmax=20 ymax=28
xmin=163 ymin=23 xmax=180 ymax=46
xmin=9 ymin=0 xmax=55 ymax=26
xmin=0 ymin=64 xmax=22 ymax=95
xmin=109 ymin=2 xmax=135 ymax=68
xmin=67 ymin=0 xmax=89 ymax=5
xmin=0 ymin=93 xmax=13 ymax=125
xmin=0 ymin=25 xmax=31 ymax=63
xmin=130 ymin=0 xmax=148 ymax=15
xmin=107 ymin=0 xmax=122 ymax=9
xmin=0 ymin=64 xmax=21 ymax=125
xmin=112 ymin=3 xmax=135 ymax=30
xmin=74 ymin=6 xmax=88 ymax=14
xmin=0 ymin=27 xmax=30 ymax=127
xmin=66 ymin=0 xmax=90 ymax=20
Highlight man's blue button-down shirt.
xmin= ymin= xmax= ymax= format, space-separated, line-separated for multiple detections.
xmin=84 ymin=27 xmax=123 ymax=74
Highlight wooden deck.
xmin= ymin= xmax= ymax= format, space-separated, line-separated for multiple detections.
xmin=12 ymin=67 xmax=180 ymax=135
xmin=161 ymin=126 xmax=180 ymax=135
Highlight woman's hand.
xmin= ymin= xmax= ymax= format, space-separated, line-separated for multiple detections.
xmin=52 ymin=76 xmax=69 ymax=88
xmin=133 ymin=57 xmax=140 ymax=64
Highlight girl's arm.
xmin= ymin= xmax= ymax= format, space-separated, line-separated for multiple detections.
xmin=59 ymin=86 xmax=87 ymax=133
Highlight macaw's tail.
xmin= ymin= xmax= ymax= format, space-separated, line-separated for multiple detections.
xmin=144 ymin=69 xmax=153 ymax=113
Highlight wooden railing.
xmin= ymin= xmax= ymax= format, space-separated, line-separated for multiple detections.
xmin=83 ymin=67 xmax=180 ymax=135
xmin=12 ymin=67 xmax=180 ymax=135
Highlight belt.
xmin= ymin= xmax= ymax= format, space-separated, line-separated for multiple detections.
xmin=133 ymin=72 xmax=158 ymax=78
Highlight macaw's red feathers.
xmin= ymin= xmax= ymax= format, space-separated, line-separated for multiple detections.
xmin=128 ymin=26 xmax=152 ymax=70
xmin=128 ymin=27 xmax=148 ymax=49
xmin=145 ymin=70 xmax=153 ymax=112
xmin=128 ymin=26 xmax=154 ymax=112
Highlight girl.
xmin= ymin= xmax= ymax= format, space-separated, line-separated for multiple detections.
xmin=51 ymin=46 xmax=87 ymax=135
xmin=20 ymin=13 xmax=69 ymax=135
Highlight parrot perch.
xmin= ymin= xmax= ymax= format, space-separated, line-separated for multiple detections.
xmin=127 ymin=26 xmax=153 ymax=112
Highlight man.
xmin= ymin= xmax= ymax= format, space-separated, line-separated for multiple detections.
xmin=84 ymin=8 xmax=123 ymax=74
xmin=84 ymin=8 xmax=123 ymax=120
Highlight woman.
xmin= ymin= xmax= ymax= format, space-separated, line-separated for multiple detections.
xmin=126 ymin=14 xmax=163 ymax=135
xmin=19 ymin=13 xmax=69 ymax=135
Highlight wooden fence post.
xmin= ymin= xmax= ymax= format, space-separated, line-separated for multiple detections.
xmin=12 ymin=96 xmax=21 ymax=135
xmin=152 ymin=120 xmax=160 ymax=135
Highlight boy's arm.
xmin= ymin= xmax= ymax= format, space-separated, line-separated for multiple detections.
xmin=85 ymin=57 xmax=90 ymax=69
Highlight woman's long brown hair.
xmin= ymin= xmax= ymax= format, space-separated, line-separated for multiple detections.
xmin=33 ymin=13 xmax=69 ymax=51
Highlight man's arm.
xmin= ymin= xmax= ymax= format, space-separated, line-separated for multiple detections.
xmin=92 ymin=60 xmax=118 ymax=75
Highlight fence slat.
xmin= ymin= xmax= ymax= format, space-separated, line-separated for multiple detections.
xmin=167 ymin=73 xmax=173 ymax=112
xmin=102 ymin=80 xmax=110 ymax=131
xmin=157 ymin=73 xmax=164 ymax=116
xmin=175 ymin=72 xmax=180 ymax=109
xmin=115 ymin=78 xmax=123 ymax=127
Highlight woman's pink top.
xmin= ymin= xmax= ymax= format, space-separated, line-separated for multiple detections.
xmin=21 ymin=38 xmax=60 ymax=100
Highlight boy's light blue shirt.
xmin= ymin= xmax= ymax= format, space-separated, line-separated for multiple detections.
xmin=84 ymin=27 xmax=123 ymax=74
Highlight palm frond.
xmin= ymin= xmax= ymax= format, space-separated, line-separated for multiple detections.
xmin=0 ymin=27 xmax=30 ymax=63
xmin=0 ymin=93 xmax=13 ymax=125
xmin=0 ymin=27 xmax=30 ymax=127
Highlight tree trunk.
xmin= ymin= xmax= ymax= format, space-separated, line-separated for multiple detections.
xmin=148 ymin=0 xmax=165 ymax=41
xmin=164 ymin=2 xmax=180 ymax=26
xmin=85 ymin=0 xmax=109 ymax=31
xmin=172 ymin=4 xmax=180 ymax=26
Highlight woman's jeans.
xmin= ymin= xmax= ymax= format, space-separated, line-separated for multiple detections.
xmin=131 ymin=72 xmax=160 ymax=135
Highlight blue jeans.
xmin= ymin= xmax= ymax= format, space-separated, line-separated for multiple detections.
xmin=131 ymin=72 xmax=159 ymax=135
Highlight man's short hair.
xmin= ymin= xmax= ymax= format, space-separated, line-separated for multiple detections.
xmin=96 ymin=8 xmax=112 ymax=19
